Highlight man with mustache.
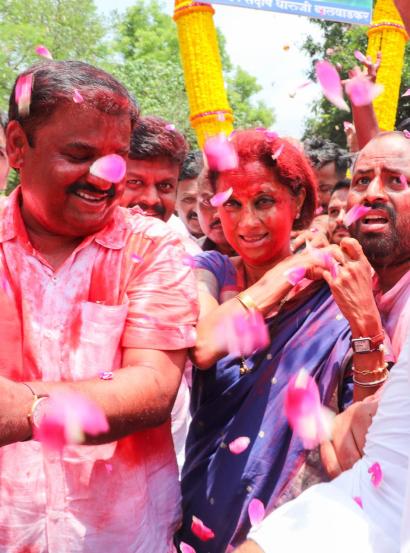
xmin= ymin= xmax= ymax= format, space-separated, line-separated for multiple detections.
xmin=0 ymin=61 xmax=198 ymax=552
xmin=327 ymin=179 xmax=351 ymax=245
xmin=234 ymin=131 xmax=410 ymax=553
xmin=176 ymin=150 xmax=204 ymax=239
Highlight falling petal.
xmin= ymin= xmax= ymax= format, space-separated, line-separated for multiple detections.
xmin=228 ymin=436 xmax=251 ymax=454
xmin=354 ymin=50 xmax=367 ymax=64
xmin=321 ymin=251 xmax=339 ymax=279
xmin=182 ymin=254 xmax=197 ymax=268
xmin=191 ymin=516 xmax=215 ymax=541
xmin=131 ymin=253 xmax=143 ymax=264
xmin=404 ymin=130 xmax=410 ymax=139
xmin=73 ymin=89 xmax=84 ymax=103
xmin=219 ymin=309 xmax=269 ymax=357
xmin=265 ymin=130 xmax=278 ymax=140
xmin=216 ymin=112 xmax=225 ymax=122
xmin=284 ymin=369 xmax=328 ymax=449
xmin=99 ymin=371 xmax=113 ymax=380
xmin=180 ymin=543 xmax=196 ymax=553
xmin=343 ymin=121 xmax=354 ymax=132
xmin=315 ymin=206 xmax=324 ymax=216
xmin=165 ymin=124 xmax=175 ymax=131
xmin=315 ymin=60 xmax=349 ymax=111
xmin=248 ymin=498 xmax=265 ymax=526
xmin=284 ymin=266 xmax=306 ymax=286
xmin=203 ymin=135 xmax=239 ymax=171
xmin=271 ymin=144 xmax=284 ymax=161
xmin=210 ymin=187 xmax=233 ymax=207
xmin=345 ymin=76 xmax=384 ymax=107
xmin=343 ymin=205 xmax=371 ymax=227
xmin=399 ymin=174 xmax=408 ymax=188
xmin=89 ymin=154 xmax=126 ymax=183
xmin=35 ymin=391 xmax=109 ymax=451
xmin=402 ymin=89 xmax=410 ymax=97
xmin=368 ymin=462 xmax=383 ymax=487
xmin=15 ymin=73 xmax=34 ymax=117
xmin=35 ymin=45 xmax=53 ymax=60
xmin=353 ymin=496 xmax=363 ymax=509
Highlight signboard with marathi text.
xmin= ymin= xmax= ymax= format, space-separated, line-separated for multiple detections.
xmin=206 ymin=0 xmax=373 ymax=25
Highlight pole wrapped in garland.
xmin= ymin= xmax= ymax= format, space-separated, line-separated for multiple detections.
xmin=173 ymin=0 xmax=234 ymax=147
xmin=366 ymin=0 xmax=408 ymax=131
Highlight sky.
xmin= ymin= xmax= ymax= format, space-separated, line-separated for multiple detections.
xmin=96 ymin=0 xmax=324 ymax=138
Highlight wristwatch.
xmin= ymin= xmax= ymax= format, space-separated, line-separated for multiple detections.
xmin=351 ymin=331 xmax=385 ymax=354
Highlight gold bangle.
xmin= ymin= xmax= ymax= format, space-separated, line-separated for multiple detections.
xmin=352 ymin=363 xmax=388 ymax=376
xmin=352 ymin=374 xmax=388 ymax=387
xmin=235 ymin=292 xmax=260 ymax=313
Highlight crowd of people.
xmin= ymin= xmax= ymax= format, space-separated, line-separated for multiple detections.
xmin=0 ymin=1 xmax=409 ymax=552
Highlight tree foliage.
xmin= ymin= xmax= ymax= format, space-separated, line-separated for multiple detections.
xmin=302 ymin=20 xmax=410 ymax=147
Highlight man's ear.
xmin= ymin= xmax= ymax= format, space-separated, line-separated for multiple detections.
xmin=6 ymin=121 xmax=30 ymax=170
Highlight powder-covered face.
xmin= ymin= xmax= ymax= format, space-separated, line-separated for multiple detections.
xmin=216 ymin=160 xmax=303 ymax=266
xmin=349 ymin=133 xmax=410 ymax=268
xmin=328 ymin=187 xmax=350 ymax=245
xmin=176 ymin=177 xmax=203 ymax=238
xmin=314 ymin=161 xmax=343 ymax=214
xmin=122 ymin=157 xmax=179 ymax=223
xmin=0 ymin=126 xmax=10 ymax=190
xmin=8 ymin=103 xmax=131 ymax=238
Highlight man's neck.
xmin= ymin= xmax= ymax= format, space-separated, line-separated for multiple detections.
xmin=376 ymin=258 xmax=410 ymax=294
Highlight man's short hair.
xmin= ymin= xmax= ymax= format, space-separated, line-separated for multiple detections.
xmin=179 ymin=150 xmax=203 ymax=181
xmin=9 ymin=60 xmax=139 ymax=146
xmin=396 ymin=118 xmax=410 ymax=133
xmin=331 ymin=178 xmax=351 ymax=195
xmin=304 ymin=137 xmax=350 ymax=176
xmin=129 ymin=115 xmax=188 ymax=169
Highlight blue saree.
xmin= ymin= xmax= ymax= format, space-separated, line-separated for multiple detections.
xmin=177 ymin=251 xmax=352 ymax=552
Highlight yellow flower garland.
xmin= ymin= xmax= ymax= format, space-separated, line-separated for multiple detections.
xmin=366 ymin=0 xmax=408 ymax=131
xmin=173 ymin=0 xmax=234 ymax=147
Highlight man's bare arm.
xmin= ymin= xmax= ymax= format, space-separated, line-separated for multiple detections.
xmin=1 ymin=347 xmax=187 ymax=445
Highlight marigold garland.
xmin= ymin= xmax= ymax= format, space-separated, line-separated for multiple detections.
xmin=173 ymin=0 xmax=234 ymax=147
xmin=366 ymin=0 xmax=408 ymax=131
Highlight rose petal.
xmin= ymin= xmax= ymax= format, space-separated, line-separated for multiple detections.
xmin=248 ymin=498 xmax=265 ymax=526
xmin=73 ymin=89 xmax=84 ymax=104
xmin=131 ymin=254 xmax=143 ymax=264
xmin=402 ymin=89 xmax=410 ymax=97
xmin=315 ymin=206 xmax=324 ymax=215
xmin=210 ymin=187 xmax=233 ymax=207
xmin=343 ymin=205 xmax=371 ymax=227
xmin=353 ymin=50 xmax=367 ymax=64
xmin=216 ymin=112 xmax=225 ymax=122
xmin=35 ymin=45 xmax=53 ymax=60
xmin=15 ymin=73 xmax=34 ymax=117
xmin=404 ymin=130 xmax=410 ymax=139
xmin=219 ymin=309 xmax=269 ymax=357
xmin=228 ymin=436 xmax=251 ymax=454
xmin=99 ymin=371 xmax=113 ymax=380
xmin=368 ymin=461 xmax=383 ymax=487
xmin=35 ymin=391 xmax=109 ymax=451
xmin=203 ymin=135 xmax=238 ymax=171
xmin=284 ymin=266 xmax=306 ymax=286
xmin=191 ymin=516 xmax=215 ymax=541
xmin=182 ymin=254 xmax=197 ymax=268
xmin=353 ymin=496 xmax=363 ymax=509
xmin=180 ymin=543 xmax=197 ymax=553
xmin=345 ymin=76 xmax=384 ymax=107
xmin=89 ymin=154 xmax=126 ymax=183
xmin=315 ymin=60 xmax=350 ymax=111
xmin=165 ymin=124 xmax=175 ymax=131
xmin=343 ymin=121 xmax=354 ymax=132
xmin=271 ymin=144 xmax=284 ymax=161
xmin=265 ymin=130 xmax=279 ymax=140
xmin=400 ymin=174 xmax=407 ymax=188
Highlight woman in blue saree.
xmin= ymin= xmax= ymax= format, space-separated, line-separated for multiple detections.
xmin=177 ymin=129 xmax=355 ymax=552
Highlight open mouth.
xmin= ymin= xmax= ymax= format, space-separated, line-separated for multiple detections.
xmin=360 ymin=210 xmax=390 ymax=232
xmin=239 ymin=233 xmax=269 ymax=245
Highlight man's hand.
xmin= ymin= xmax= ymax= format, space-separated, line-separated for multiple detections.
xmin=320 ymin=396 xmax=379 ymax=478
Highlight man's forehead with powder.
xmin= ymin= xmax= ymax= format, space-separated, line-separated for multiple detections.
xmin=354 ymin=133 xmax=410 ymax=175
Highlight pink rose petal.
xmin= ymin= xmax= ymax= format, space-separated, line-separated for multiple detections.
xmin=131 ymin=254 xmax=143 ymax=264
xmin=284 ymin=369 xmax=328 ymax=449
xmin=404 ymin=130 xmax=410 ymax=139
xmin=15 ymin=73 xmax=34 ymax=117
xmin=191 ymin=516 xmax=215 ymax=541
xmin=35 ymin=391 xmax=109 ymax=451
xmin=73 ymin=89 xmax=84 ymax=103
xmin=315 ymin=206 xmax=324 ymax=215
xmin=343 ymin=205 xmax=371 ymax=227
xmin=265 ymin=130 xmax=279 ymax=140
xmin=271 ymin=144 xmax=284 ymax=161
xmin=216 ymin=112 xmax=225 ymax=122
xmin=345 ymin=76 xmax=384 ymax=107
xmin=228 ymin=436 xmax=251 ymax=454
xmin=35 ymin=45 xmax=53 ymax=60
xmin=315 ymin=60 xmax=349 ymax=111
xmin=210 ymin=187 xmax=233 ymax=207
xmin=402 ymin=89 xmax=410 ymax=97
xmin=343 ymin=121 xmax=354 ymax=132
xmin=353 ymin=496 xmax=363 ymax=509
xmin=368 ymin=462 xmax=383 ymax=487
xmin=180 ymin=543 xmax=196 ymax=553
xmin=219 ymin=309 xmax=269 ymax=357
xmin=248 ymin=498 xmax=265 ymax=526
xmin=284 ymin=266 xmax=306 ymax=286
xmin=89 ymin=154 xmax=126 ymax=183
xmin=182 ymin=254 xmax=197 ymax=268
xmin=353 ymin=50 xmax=367 ymax=64
xmin=99 ymin=371 xmax=113 ymax=380
xmin=399 ymin=174 xmax=408 ymax=188
xmin=165 ymin=124 xmax=175 ymax=131
xmin=203 ymin=134 xmax=239 ymax=171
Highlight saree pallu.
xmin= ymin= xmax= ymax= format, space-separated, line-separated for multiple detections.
xmin=178 ymin=282 xmax=352 ymax=552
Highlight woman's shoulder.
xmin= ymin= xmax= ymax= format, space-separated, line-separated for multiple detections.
xmin=194 ymin=251 xmax=239 ymax=291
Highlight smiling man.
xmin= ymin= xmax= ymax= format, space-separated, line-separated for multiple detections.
xmin=0 ymin=61 xmax=198 ymax=552
xmin=176 ymin=150 xmax=204 ymax=239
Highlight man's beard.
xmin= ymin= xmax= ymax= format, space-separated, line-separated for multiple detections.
xmin=350 ymin=202 xmax=410 ymax=268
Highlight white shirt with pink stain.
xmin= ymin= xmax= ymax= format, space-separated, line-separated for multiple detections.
xmin=0 ymin=189 xmax=198 ymax=553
